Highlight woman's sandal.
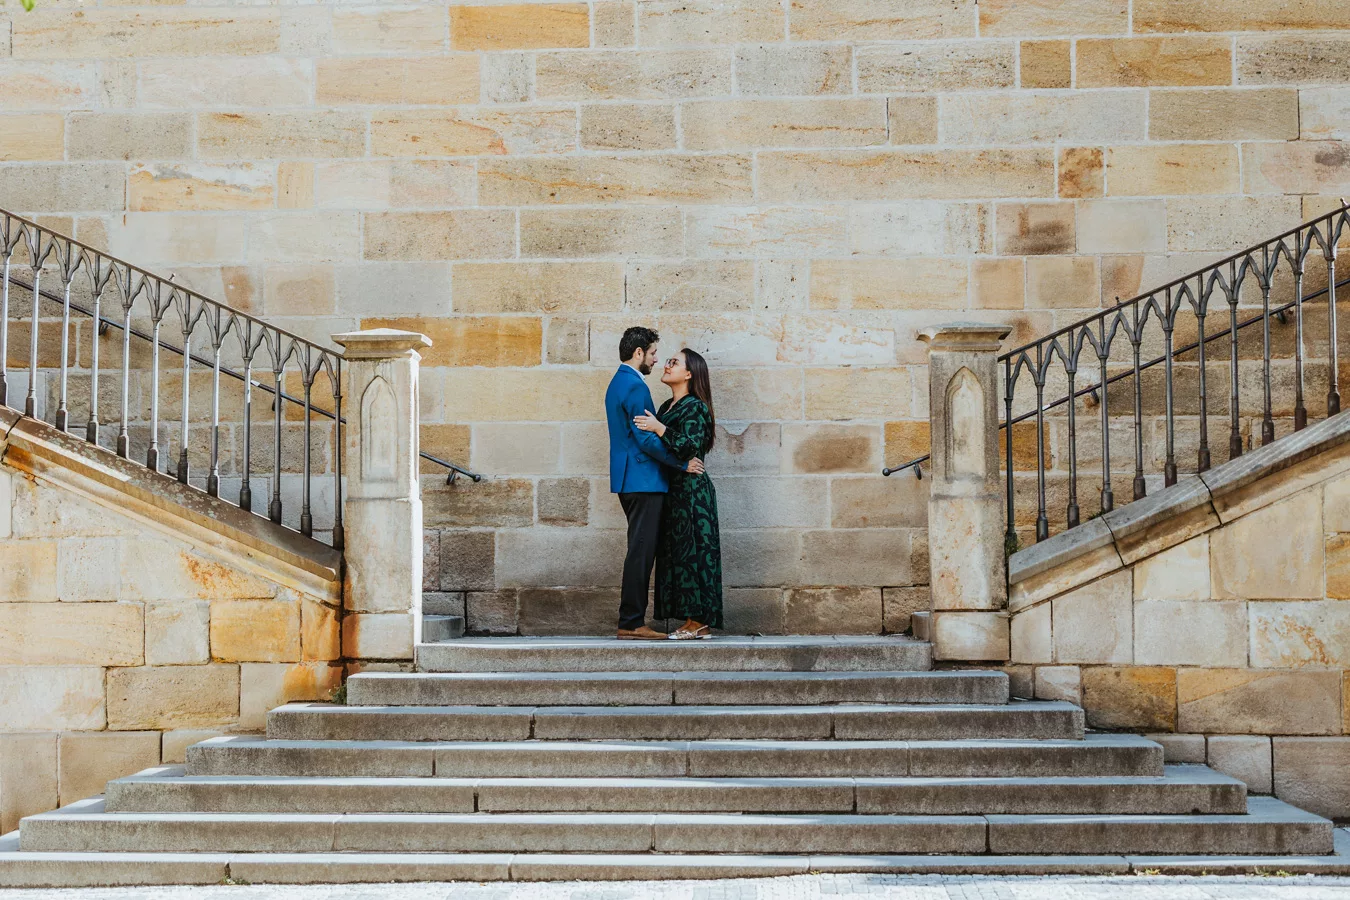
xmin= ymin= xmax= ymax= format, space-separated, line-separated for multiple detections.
xmin=668 ymin=625 xmax=711 ymax=640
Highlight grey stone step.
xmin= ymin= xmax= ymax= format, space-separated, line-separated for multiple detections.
xmin=346 ymin=670 xmax=1009 ymax=707
xmin=21 ymin=801 xmax=1330 ymax=856
xmin=422 ymin=615 xmax=464 ymax=643
xmin=415 ymin=635 xmax=932 ymax=673
xmin=187 ymin=734 xmax=1162 ymax=779
xmin=107 ymin=766 xmax=1244 ymax=816
xmin=266 ymin=701 xmax=1084 ymax=742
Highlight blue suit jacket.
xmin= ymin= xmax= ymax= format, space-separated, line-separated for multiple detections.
xmin=605 ymin=364 xmax=685 ymax=494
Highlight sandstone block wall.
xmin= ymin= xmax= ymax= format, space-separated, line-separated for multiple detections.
xmin=1007 ymin=435 xmax=1350 ymax=818
xmin=0 ymin=462 xmax=341 ymax=831
xmin=3 ymin=0 xmax=1349 ymax=632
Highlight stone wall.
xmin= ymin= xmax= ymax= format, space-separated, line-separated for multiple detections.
xmin=4 ymin=0 xmax=1350 ymax=632
xmin=0 ymin=449 xmax=342 ymax=832
xmin=1006 ymin=417 xmax=1350 ymax=818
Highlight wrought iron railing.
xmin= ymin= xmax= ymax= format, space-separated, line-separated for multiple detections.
xmin=0 ymin=210 xmax=478 ymax=550
xmin=886 ymin=202 xmax=1350 ymax=548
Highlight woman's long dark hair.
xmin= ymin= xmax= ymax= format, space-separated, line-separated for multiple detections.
xmin=682 ymin=348 xmax=715 ymax=452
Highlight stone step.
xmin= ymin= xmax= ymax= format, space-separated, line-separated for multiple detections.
xmin=345 ymin=670 xmax=1009 ymax=707
xmin=422 ymin=615 xmax=464 ymax=643
xmin=415 ymin=635 xmax=932 ymax=673
xmin=106 ymin=766 xmax=1244 ymax=816
xmin=187 ymin=734 xmax=1162 ymax=779
xmin=266 ymin=701 xmax=1084 ymax=742
xmin=911 ymin=611 xmax=931 ymax=642
xmin=20 ymin=798 xmax=1330 ymax=856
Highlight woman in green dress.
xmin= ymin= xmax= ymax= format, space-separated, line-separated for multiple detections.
xmin=633 ymin=348 xmax=723 ymax=639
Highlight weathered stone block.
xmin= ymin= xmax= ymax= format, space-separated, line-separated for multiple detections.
xmin=799 ymin=530 xmax=910 ymax=588
xmin=810 ymin=258 xmax=968 ymax=311
xmin=160 ymin=730 xmax=226 ymax=765
xmin=466 ymin=590 xmax=520 ymax=635
xmin=331 ymin=6 xmax=447 ymax=54
xmin=210 ymin=599 xmax=301 ymax=663
xmin=788 ymin=0 xmax=975 ymax=40
xmin=882 ymin=586 xmax=928 ymax=634
xmin=1026 ymin=256 xmax=1100 ymax=309
xmin=1243 ymin=141 xmax=1350 ymax=195
xmin=120 ymin=540 xmax=277 ymax=601
xmin=1211 ymin=488 xmax=1324 ymax=599
xmin=1167 ymin=196 xmax=1303 ymax=252
xmin=1053 ymin=570 xmax=1133 ymax=664
xmin=1208 ymin=735 xmax=1272 ymax=794
xmin=481 ymin=52 xmax=533 ymax=103
xmin=13 ymin=9 xmax=281 ymax=59
xmin=1058 ymin=146 xmax=1104 ymax=200
xmin=0 ymin=601 xmax=141 ymax=666
xmin=780 ymin=424 xmax=880 ymax=476
xmin=317 ymin=56 xmax=479 ymax=106
xmin=1250 ymin=600 xmax=1350 ymax=668
xmin=1035 ymin=666 xmax=1082 ymax=704
xmin=0 ymin=733 xmax=56 ymax=832
xmin=931 ymin=611 xmax=1009 ymax=662
xmin=1150 ymin=88 xmax=1299 ymax=141
xmin=734 ymin=44 xmax=851 ymax=96
xmin=1133 ymin=535 xmax=1209 ymax=600
xmin=759 ymin=148 xmax=1054 ymax=201
xmin=856 ymin=42 xmax=1015 ymax=92
xmin=580 ymin=104 xmax=676 ymax=151
xmin=970 ymin=258 xmax=1024 ymax=310
xmin=437 ymin=530 xmax=496 ymax=592
xmin=535 ymin=49 xmax=731 ymax=100
xmin=830 ymin=473 xmax=926 ymax=530
xmin=301 ymin=599 xmax=340 ymax=662
xmin=1020 ymin=40 xmax=1071 ymax=89
xmin=364 ymin=210 xmax=517 ymax=261
xmin=785 ymin=587 xmax=882 ymax=635
xmin=57 ymin=731 xmax=160 ymax=806
xmin=721 ymin=529 xmax=802 ymax=587
xmin=239 ymin=661 xmax=342 ymax=731
xmin=940 ymin=93 xmax=1145 ymax=145
xmin=1107 ymin=144 xmax=1240 ymax=197
xmin=451 ymin=4 xmax=590 ymax=50
xmin=0 ymin=541 xmax=57 ymax=603
xmin=638 ymin=0 xmax=782 ymax=45
xmin=724 ymin=588 xmax=785 ymax=635
xmin=996 ymin=202 xmax=1075 ymax=256
xmin=887 ymin=97 xmax=940 ymax=145
xmin=197 ymin=111 xmax=365 ymax=160
xmin=0 ymin=113 xmax=63 ymax=162
xmin=520 ymin=207 xmax=684 ymax=257
xmin=1011 ymin=603 xmax=1052 ymax=664
xmin=342 ymin=613 xmax=414 ymax=661
xmin=496 ymin=528 xmax=627 ymax=587
xmin=145 ymin=599 xmax=210 ymax=666
xmin=1134 ymin=599 xmax=1247 ymax=667
xmin=1077 ymin=199 xmax=1166 ymax=254
xmin=980 ymin=0 xmax=1126 ymax=35
xmin=594 ymin=1 xmax=636 ymax=47
xmin=424 ymin=478 xmax=534 ymax=528
xmin=1136 ymin=0 xmax=1350 ymax=32
xmin=626 ymin=261 xmax=755 ymax=311
xmin=1082 ymin=666 xmax=1177 ymax=731
xmin=1178 ymin=669 xmax=1341 ymax=735
xmin=1302 ymin=87 xmax=1350 ymax=140
xmin=370 ymin=108 xmax=576 ymax=158
xmin=538 ymin=478 xmax=590 ymax=527
xmin=141 ymin=58 xmax=311 ymax=108
xmin=67 ymin=112 xmax=192 ymax=162
xmin=454 ymin=262 xmax=622 ymax=316
xmin=546 ymin=318 xmax=592 ymax=366
xmin=684 ymin=99 xmax=885 ymax=150
xmin=1077 ymin=36 xmax=1232 ymax=88
xmin=481 ymin=154 xmax=752 ymax=206
xmin=518 ymin=588 xmax=620 ymax=635
xmin=707 ymin=423 xmax=782 ymax=476
xmin=804 ymin=368 xmax=910 ymax=421
xmin=0 ymin=666 xmax=104 ymax=732
xmin=1273 ymin=737 xmax=1350 ymax=819
xmin=106 ymin=664 xmax=239 ymax=731
xmin=1149 ymin=733 xmax=1206 ymax=763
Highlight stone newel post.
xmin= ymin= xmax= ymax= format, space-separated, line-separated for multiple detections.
xmin=332 ymin=328 xmax=431 ymax=665
xmin=921 ymin=323 xmax=1013 ymax=662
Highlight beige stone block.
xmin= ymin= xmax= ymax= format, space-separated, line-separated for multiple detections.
xmin=595 ymin=1 xmax=636 ymax=47
xmin=781 ymin=425 xmax=881 ymax=477
xmin=789 ymin=0 xmax=975 ymax=40
xmin=301 ymin=600 xmax=340 ymax=662
xmin=1274 ymin=737 xmax=1350 ymax=818
xmin=495 ymin=528 xmax=627 ymax=588
xmin=365 ymin=210 xmax=516 ymax=262
xmin=883 ymin=422 xmax=929 ymax=467
xmin=682 ymin=99 xmax=886 ymax=150
xmin=1211 ymin=489 xmax=1323 ymax=599
xmin=66 ymin=112 xmax=190 ymax=162
xmin=57 ymin=732 xmax=159 ymax=806
xmin=0 ymin=602 xmax=141 ymax=667
xmin=334 ymin=264 xmax=452 ymax=319
xmin=536 ymin=49 xmax=731 ymax=100
xmin=197 ymin=111 xmax=365 ymax=160
xmin=1078 ymin=37 xmax=1232 ymax=88
xmin=1302 ymin=88 xmax=1350 ymax=140
xmin=777 ymin=315 xmax=895 ymax=366
xmin=210 ymin=599 xmax=301 ymax=664
xmin=810 ymin=259 xmax=967 ymax=311
xmin=942 ymin=92 xmax=1146 ymax=145
xmin=1167 ymin=196 xmax=1303 ymax=252
xmin=0 ymin=541 xmax=57 ymax=603
xmin=371 ymin=107 xmax=576 ymax=157
xmin=830 ymin=474 xmax=926 ymax=530
xmin=980 ymin=0 xmax=1126 ymax=35
xmin=1148 ymin=733 xmax=1206 ymax=763
xmin=546 ymin=317 xmax=590 ymax=365
xmin=441 ymin=367 xmax=613 ymax=423
xmin=725 ymin=587 xmax=786 ymax=635
xmin=1206 ymin=734 xmax=1272 ymax=793
xmin=342 ymin=613 xmax=414 ymax=660
xmin=0 ymin=114 xmax=62 ymax=162
xmin=120 ymin=542 xmax=276 ymax=602
xmin=1133 ymin=535 xmax=1209 ymax=600
xmin=735 ymin=43 xmax=851 ymax=96
xmin=786 ymin=588 xmax=882 ymax=635
xmin=1243 ymin=141 xmax=1350 ymax=196
xmin=638 ymin=0 xmax=782 ymax=45
xmin=161 ymin=730 xmax=226 ymax=765
xmin=1239 ymin=36 xmax=1350 ymax=86
xmin=1077 ymin=199 xmax=1166 ymax=254
xmin=140 ymin=58 xmax=311 ymax=108
xmin=757 ymin=260 xmax=811 ymax=310
xmin=106 ymin=664 xmax=239 ymax=731
xmin=714 ymin=477 xmax=827 ymax=530
xmin=0 ymin=733 xmax=57 ymax=832
xmin=479 ymin=52 xmax=532 ymax=103
xmin=1058 ymin=147 xmax=1104 ymax=200
xmin=1136 ymin=0 xmax=1350 ymax=32
xmin=687 ymin=206 xmax=849 ymax=259
xmin=0 ymin=472 xmax=10 ymax=540
xmin=804 ymin=367 xmax=910 ymax=421
xmin=800 ymin=529 xmax=911 ymax=587
xmin=278 ymin=162 xmax=313 ymax=210
xmin=145 ymin=600 xmax=210 ymax=667
xmin=759 ymin=148 xmax=1054 ymax=202
xmin=0 ymin=666 xmax=104 ymax=732
xmin=932 ymin=611 xmax=1009 ymax=662
xmin=12 ymin=9 xmax=280 ymax=59
xmin=626 ymin=261 xmax=754 ymax=311
xmin=883 ymin=586 xmax=929 ymax=635
xmin=438 ymin=531 xmax=496 ymax=592
xmin=239 ymin=661 xmax=342 ymax=731
xmin=255 ymin=214 xmax=360 ymax=265
xmin=1250 ymin=600 xmax=1350 ymax=668
xmin=1106 ymin=144 xmax=1240 ymax=197
xmin=1150 ymin=89 xmax=1299 ymax=141
xmin=518 ymin=588 xmax=621 ymax=635
xmin=330 ymin=6 xmax=446 ymax=54
xmin=1010 ymin=543 xmax=1125 ymax=612
xmin=996 ymin=202 xmax=1075 ymax=256
xmin=316 ymin=160 xmax=476 ymax=210
xmin=850 ymin=200 xmax=988 ymax=261
xmin=481 ymin=153 xmax=751 ymax=206
xmin=1082 ymin=666 xmax=1177 ymax=731
xmin=706 ymin=423 xmax=782 ymax=477
xmin=469 ymin=424 xmax=561 ymax=476
xmin=129 ymin=163 xmax=274 ymax=213
xmin=360 ymin=315 xmax=541 ymax=368
xmin=1179 ymin=668 xmax=1341 ymax=735
xmin=262 ymin=264 xmax=334 ymax=317
xmin=581 ymin=104 xmax=676 ymax=150
xmin=1026 ymin=256 xmax=1100 ymax=309
xmin=712 ymin=369 xmax=801 ymax=421
xmin=1052 ymin=570 xmax=1132 ymax=664
xmin=520 ymin=207 xmax=683 ymax=258
xmin=424 ymin=477 xmax=535 ymax=528
xmin=722 ymin=529 xmax=802 ymax=587
xmin=972 ymin=258 xmax=1024 ymax=311
xmin=1135 ymin=599 xmax=1246 ymax=667
xmin=102 ymin=214 xmax=246 ymax=266
xmin=1011 ymin=603 xmax=1052 ymax=664
xmin=465 ymin=590 xmax=519 ymax=635
xmin=1327 ymin=471 xmax=1350 ymax=533
xmin=0 ymin=61 xmax=97 ymax=110
xmin=1035 ymin=666 xmax=1082 ymax=704
xmin=537 ymin=478 xmax=589 ymax=527
xmin=887 ymin=97 xmax=939 ymax=145
xmin=0 ymin=162 xmax=125 ymax=213
xmin=1021 ymin=40 xmax=1071 ymax=90
xmin=317 ymin=56 xmax=478 ymax=106
xmin=452 ymin=4 xmax=589 ymax=50
xmin=856 ymin=42 xmax=1015 ymax=92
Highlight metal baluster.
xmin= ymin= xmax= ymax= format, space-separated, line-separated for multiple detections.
xmin=1228 ymin=263 xmax=1243 ymax=460
xmin=177 ymin=296 xmax=203 ymax=484
xmin=54 ymin=247 xmax=76 ymax=432
xmin=332 ymin=364 xmax=344 ymax=551
xmin=239 ymin=332 xmax=256 ymax=512
xmin=269 ymin=350 xmax=285 ymax=524
xmin=86 ymin=259 xmax=110 ymax=446
xmin=1260 ymin=248 xmax=1275 ymax=446
xmin=1131 ymin=304 xmax=1146 ymax=501
xmin=1328 ymin=242 xmax=1341 ymax=417
xmin=0 ymin=236 xmax=15 ymax=408
xmin=300 ymin=352 xmax=314 ymax=538
xmin=1034 ymin=344 xmax=1048 ymax=543
xmin=1196 ymin=281 xmax=1211 ymax=472
xmin=1163 ymin=289 xmax=1178 ymax=487
xmin=1294 ymin=239 xmax=1308 ymax=431
xmin=1003 ymin=357 xmax=1016 ymax=553
xmin=206 ymin=311 xmax=226 ymax=498
xmin=146 ymin=285 xmax=170 ymax=473
xmin=25 ymin=229 xmax=47 ymax=419
xmin=1065 ymin=345 xmax=1080 ymax=529
xmin=1097 ymin=323 xmax=1114 ymax=514
xmin=116 ymin=284 xmax=134 ymax=459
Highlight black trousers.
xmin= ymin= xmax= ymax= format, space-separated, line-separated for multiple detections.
xmin=617 ymin=492 xmax=664 ymax=630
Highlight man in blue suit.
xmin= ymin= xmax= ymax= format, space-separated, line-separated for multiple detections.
xmin=606 ymin=327 xmax=704 ymax=639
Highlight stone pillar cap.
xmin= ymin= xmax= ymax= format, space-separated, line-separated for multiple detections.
xmin=919 ymin=322 xmax=1014 ymax=352
xmin=332 ymin=328 xmax=432 ymax=359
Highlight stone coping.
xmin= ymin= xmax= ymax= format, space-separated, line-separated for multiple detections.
xmin=1008 ymin=410 xmax=1350 ymax=599
xmin=0 ymin=407 xmax=342 ymax=600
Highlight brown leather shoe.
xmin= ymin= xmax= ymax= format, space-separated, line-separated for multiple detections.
xmin=617 ymin=625 xmax=667 ymax=640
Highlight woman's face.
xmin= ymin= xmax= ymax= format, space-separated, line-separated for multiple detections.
xmin=661 ymin=352 xmax=691 ymax=387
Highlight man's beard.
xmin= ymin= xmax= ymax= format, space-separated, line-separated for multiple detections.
xmin=638 ymin=361 xmax=653 ymax=375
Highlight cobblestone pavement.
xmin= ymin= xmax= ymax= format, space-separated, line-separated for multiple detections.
xmin=4 ymin=876 xmax=1350 ymax=900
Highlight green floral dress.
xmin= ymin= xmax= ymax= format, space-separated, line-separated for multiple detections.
xmin=653 ymin=395 xmax=723 ymax=629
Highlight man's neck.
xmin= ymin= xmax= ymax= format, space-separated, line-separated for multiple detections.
xmin=623 ymin=360 xmax=644 ymax=374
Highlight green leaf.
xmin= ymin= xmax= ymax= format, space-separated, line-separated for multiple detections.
xmin=20 ymin=0 xmax=35 ymax=12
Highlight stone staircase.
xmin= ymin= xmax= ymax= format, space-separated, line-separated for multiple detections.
xmin=2 ymin=636 xmax=1341 ymax=886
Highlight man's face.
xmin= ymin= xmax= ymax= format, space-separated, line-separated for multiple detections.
xmin=638 ymin=344 xmax=659 ymax=375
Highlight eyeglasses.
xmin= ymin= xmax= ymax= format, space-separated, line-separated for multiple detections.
xmin=665 ymin=358 xmax=685 ymax=368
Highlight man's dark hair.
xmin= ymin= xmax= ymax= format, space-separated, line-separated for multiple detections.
xmin=619 ymin=326 xmax=659 ymax=362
